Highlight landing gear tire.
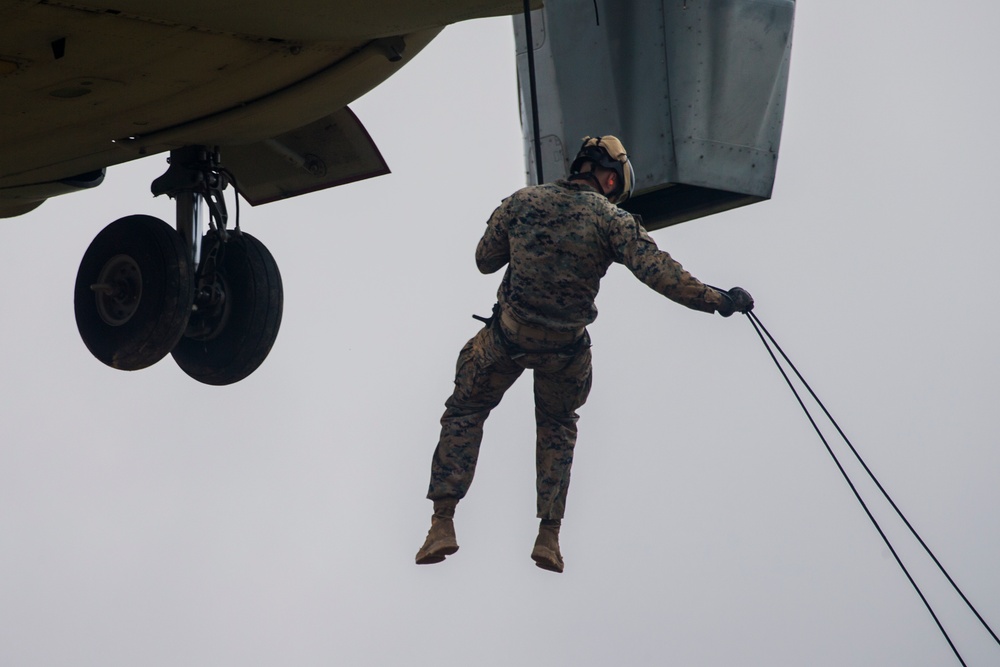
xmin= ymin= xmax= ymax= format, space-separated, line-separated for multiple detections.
xmin=171 ymin=230 xmax=283 ymax=386
xmin=74 ymin=215 xmax=194 ymax=370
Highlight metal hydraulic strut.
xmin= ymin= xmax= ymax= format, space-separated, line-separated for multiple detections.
xmin=150 ymin=145 xmax=231 ymax=269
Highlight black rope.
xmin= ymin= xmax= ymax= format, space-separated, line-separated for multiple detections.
xmin=748 ymin=311 xmax=1000 ymax=649
xmin=522 ymin=0 xmax=544 ymax=184
xmin=744 ymin=311 xmax=969 ymax=667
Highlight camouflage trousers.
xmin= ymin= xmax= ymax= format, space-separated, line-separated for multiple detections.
xmin=426 ymin=320 xmax=593 ymax=520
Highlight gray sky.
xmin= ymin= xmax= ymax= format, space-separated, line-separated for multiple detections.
xmin=2 ymin=2 xmax=999 ymax=665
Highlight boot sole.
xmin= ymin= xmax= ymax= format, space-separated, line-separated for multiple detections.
xmin=531 ymin=547 xmax=564 ymax=573
xmin=415 ymin=542 xmax=459 ymax=565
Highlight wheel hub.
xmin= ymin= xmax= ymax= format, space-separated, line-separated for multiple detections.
xmin=186 ymin=273 xmax=230 ymax=341
xmin=91 ymin=254 xmax=142 ymax=326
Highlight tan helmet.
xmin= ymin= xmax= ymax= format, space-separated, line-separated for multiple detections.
xmin=569 ymin=135 xmax=634 ymax=204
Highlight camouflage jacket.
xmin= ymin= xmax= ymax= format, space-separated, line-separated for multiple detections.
xmin=476 ymin=179 xmax=724 ymax=333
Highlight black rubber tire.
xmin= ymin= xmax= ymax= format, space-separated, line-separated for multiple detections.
xmin=74 ymin=215 xmax=194 ymax=370
xmin=171 ymin=231 xmax=283 ymax=385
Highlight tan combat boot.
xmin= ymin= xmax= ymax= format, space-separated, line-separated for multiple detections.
xmin=531 ymin=519 xmax=564 ymax=573
xmin=415 ymin=498 xmax=459 ymax=565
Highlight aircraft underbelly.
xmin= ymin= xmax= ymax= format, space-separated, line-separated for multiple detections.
xmin=0 ymin=0 xmax=532 ymax=192
xmin=29 ymin=0 xmax=539 ymax=42
xmin=0 ymin=8 xmax=344 ymax=180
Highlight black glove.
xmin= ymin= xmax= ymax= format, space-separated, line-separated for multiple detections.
xmin=716 ymin=287 xmax=754 ymax=317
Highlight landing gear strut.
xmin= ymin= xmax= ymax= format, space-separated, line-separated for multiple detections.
xmin=73 ymin=146 xmax=283 ymax=384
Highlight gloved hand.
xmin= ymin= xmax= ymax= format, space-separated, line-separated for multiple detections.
xmin=716 ymin=286 xmax=754 ymax=317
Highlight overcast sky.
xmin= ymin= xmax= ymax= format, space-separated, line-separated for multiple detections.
xmin=2 ymin=2 xmax=999 ymax=666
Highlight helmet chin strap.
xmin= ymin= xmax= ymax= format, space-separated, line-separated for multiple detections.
xmin=568 ymin=171 xmax=605 ymax=195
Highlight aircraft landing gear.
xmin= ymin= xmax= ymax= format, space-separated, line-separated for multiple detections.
xmin=171 ymin=228 xmax=282 ymax=385
xmin=74 ymin=214 xmax=194 ymax=370
xmin=73 ymin=146 xmax=283 ymax=384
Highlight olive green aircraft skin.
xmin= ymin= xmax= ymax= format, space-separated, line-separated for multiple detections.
xmin=0 ymin=0 xmax=537 ymax=217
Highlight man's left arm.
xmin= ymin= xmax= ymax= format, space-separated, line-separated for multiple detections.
xmin=614 ymin=214 xmax=727 ymax=313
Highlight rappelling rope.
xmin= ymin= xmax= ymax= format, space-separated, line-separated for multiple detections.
xmin=745 ymin=310 xmax=1000 ymax=666
xmin=522 ymin=0 xmax=544 ymax=185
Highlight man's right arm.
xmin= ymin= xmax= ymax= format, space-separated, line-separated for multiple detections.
xmin=475 ymin=200 xmax=511 ymax=274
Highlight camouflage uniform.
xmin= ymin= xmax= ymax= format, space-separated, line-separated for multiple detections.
xmin=426 ymin=178 xmax=725 ymax=520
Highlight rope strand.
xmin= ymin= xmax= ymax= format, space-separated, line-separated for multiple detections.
xmin=745 ymin=312 xmax=968 ymax=666
xmin=522 ymin=1 xmax=544 ymax=184
xmin=748 ymin=311 xmax=1000 ymax=648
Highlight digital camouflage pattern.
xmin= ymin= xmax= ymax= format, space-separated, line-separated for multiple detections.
xmin=426 ymin=179 xmax=724 ymax=521
xmin=476 ymin=179 xmax=726 ymax=333
xmin=428 ymin=322 xmax=592 ymax=520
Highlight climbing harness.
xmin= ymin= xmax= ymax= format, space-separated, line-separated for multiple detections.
xmin=473 ymin=303 xmax=588 ymax=361
xmin=471 ymin=302 xmax=500 ymax=328
xmin=745 ymin=310 xmax=999 ymax=667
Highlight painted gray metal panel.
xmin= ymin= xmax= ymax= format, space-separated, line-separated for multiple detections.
xmin=513 ymin=0 xmax=794 ymax=230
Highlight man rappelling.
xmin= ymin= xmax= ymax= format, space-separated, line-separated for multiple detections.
xmin=416 ymin=136 xmax=754 ymax=573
